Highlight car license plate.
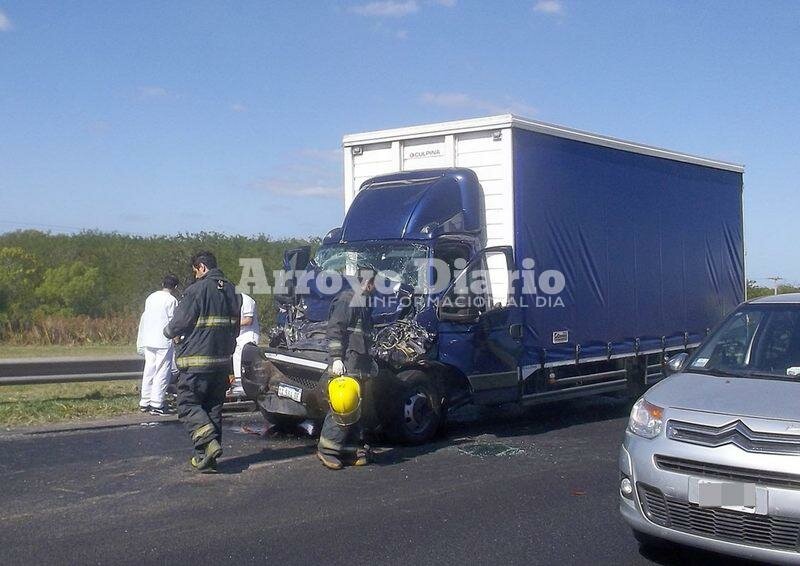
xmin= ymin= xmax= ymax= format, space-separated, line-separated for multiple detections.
xmin=277 ymin=383 xmax=302 ymax=403
xmin=697 ymin=480 xmax=756 ymax=508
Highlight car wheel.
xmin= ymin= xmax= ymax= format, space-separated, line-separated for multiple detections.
xmin=387 ymin=370 xmax=443 ymax=445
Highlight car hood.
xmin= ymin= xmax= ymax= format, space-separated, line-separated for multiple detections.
xmin=646 ymin=371 xmax=800 ymax=422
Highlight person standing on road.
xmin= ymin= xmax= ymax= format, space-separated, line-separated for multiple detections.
xmin=136 ymin=274 xmax=179 ymax=415
xmin=164 ymin=251 xmax=240 ymax=473
xmin=317 ymin=268 xmax=376 ymax=470
xmin=232 ymin=292 xmax=260 ymax=384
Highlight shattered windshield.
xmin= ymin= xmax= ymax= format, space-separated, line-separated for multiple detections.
xmin=689 ymin=304 xmax=800 ymax=380
xmin=314 ymin=242 xmax=429 ymax=288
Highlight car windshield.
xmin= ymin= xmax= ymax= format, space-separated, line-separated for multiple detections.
xmin=689 ymin=304 xmax=800 ymax=379
xmin=313 ymin=242 xmax=429 ymax=289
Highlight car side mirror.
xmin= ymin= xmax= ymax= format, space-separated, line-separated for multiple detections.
xmin=665 ymin=352 xmax=689 ymax=375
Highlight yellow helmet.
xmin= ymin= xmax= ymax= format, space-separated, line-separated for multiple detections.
xmin=328 ymin=376 xmax=361 ymax=426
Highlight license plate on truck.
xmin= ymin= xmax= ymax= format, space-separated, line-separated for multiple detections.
xmin=277 ymin=383 xmax=302 ymax=403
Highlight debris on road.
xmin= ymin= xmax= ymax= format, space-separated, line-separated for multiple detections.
xmin=456 ymin=442 xmax=526 ymax=458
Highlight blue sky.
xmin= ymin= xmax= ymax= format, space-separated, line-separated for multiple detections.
xmin=0 ymin=1 xmax=798 ymax=281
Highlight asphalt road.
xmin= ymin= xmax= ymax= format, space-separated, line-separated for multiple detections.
xmin=0 ymin=395 xmax=755 ymax=565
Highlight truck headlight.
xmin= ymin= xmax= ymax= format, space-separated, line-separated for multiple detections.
xmin=628 ymin=398 xmax=664 ymax=439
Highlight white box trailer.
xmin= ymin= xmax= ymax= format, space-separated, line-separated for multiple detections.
xmin=343 ymin=116 xmax=516 ymax=250
xmin=342 ymin=114 xmax=741 ymax=251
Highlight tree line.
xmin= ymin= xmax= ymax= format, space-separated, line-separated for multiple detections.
xmin=0 ymin=230 xmax=314 ymax=345
xmin=0 ymin=229 xmax=795 ymax=346
xmin=746 ymin=279 xmax=800 ymax=300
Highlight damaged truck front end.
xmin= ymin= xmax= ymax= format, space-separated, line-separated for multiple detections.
xmin=241 ymin=169 xmax=485 ymax=444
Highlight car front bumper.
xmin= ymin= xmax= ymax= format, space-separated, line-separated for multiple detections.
xmin=620 ymin=413 xmax=800 ymax=565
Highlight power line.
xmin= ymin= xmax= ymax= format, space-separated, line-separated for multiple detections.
xmin=0 ymin=219 xmax=89 ymax=232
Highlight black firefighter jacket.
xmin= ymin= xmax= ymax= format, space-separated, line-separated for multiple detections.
xmin=327 ymin=288 xmax=373 ymax=371
xmin=164 ymin=268 xmax=240 ymax=373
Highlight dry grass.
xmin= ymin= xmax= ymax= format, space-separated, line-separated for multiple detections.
xmin=0 ymin=380 xmax=142 ymax=427
xmin=0 ymin=315 xmax=137 ymax=346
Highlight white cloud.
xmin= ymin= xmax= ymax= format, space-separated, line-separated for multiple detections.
xmin=419 ymin=92 xmax=537 ymax=116
xmin=350 ymin=0 xmax=419 ymax=17
xmin=395 ymin=29 xmax=409 ymax=39
xmin=252 ymin=178 xmax=339 ymax=198
xmin=0 ymin=9 xmax=12 ymax=31
xmin=231 ymin=103 xmax=248 ymax=112
xmin=533 ymin=0 xmax=563 ymax=14
xmin=252 ymin=148 xmax=342 ymax=199
xmin=137 ymin=86 xmax=170 ymax=99
xmin=434 ymin=0 xmax=457 ymax=6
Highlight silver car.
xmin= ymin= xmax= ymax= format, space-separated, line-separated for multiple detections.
xmin=620 ymin=294 xmax=800 ymax=564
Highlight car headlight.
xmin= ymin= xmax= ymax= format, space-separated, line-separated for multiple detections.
xmin=628 ymin=398 xmax=664 ymax=439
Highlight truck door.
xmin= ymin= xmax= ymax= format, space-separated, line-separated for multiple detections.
xmin=437 ymin=246 xmax=523 ymax=404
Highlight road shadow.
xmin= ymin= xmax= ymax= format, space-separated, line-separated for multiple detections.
xmin=454 ymin=393 xmax=631 ymax=438
xmin=367 ymin=393 xmax=632 ymax=467
xmin=222 ymin=393 xmax=633 ymax=469
xmin=638 ymin=540 xmax=769 ymax=565
xmin=217 ymin=443 xmax=317 ymax=474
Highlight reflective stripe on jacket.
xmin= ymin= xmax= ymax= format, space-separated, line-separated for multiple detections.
xmin=164 ymin=268 xmax=241 ymax=373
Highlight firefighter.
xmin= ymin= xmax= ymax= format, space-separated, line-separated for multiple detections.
xmin=317 ymin=268 xmax=376 ymax=470
xmin=164 ymin=251 xmax=240 ymax=473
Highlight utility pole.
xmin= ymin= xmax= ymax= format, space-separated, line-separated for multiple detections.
xmin=765 ymin=276 xmax=784 ymax=296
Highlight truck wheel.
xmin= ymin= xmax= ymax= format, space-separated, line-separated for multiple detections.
xmin=387 ymin=370 xmax=443 ymax=445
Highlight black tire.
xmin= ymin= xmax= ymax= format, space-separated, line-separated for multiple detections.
xmin=386 ymin=370 xmax=443 ymax=445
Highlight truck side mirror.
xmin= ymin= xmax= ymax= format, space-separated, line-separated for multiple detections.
xmin=279 ymin=246 xmax=312 ymax=304
xmin=283 ymin=246 xmax=311 ymax=273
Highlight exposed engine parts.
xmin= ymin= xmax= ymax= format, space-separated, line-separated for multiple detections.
xmin=372 ymin=319 xmax=435 ymax=369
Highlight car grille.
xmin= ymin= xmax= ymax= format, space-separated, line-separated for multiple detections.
xmin=667 ymin=419 xmax=800 ymax=455
xmin=637 ymin=483 xmax=800 ymax=551
xmin=655 ymin=455 xmax=800 ymax=490
xmin=281 ymin=374 xmax=322 ymax=391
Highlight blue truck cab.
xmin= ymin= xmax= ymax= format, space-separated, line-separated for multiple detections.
xmin=243 ymin=115 xmax=745 ymax=445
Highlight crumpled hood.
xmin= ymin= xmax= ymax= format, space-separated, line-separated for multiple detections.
xmin=646 ymin=371 xmax=800 ymax=422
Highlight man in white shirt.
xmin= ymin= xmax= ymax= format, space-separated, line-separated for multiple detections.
xmin=232 ymin=292 xmax=260 ymax=386
xmin=136 ymin=275 xmax=179 ymax=414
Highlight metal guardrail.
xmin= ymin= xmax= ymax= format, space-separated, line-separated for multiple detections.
xmin=0 ymin=356 xmax=144 ymax=386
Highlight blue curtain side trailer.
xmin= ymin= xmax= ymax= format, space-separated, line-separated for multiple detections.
xmin=511 ymin=125 xmax=744 ymax=401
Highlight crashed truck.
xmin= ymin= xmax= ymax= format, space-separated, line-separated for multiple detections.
xmin=241 ymin=114 xmax=745 ymax=445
